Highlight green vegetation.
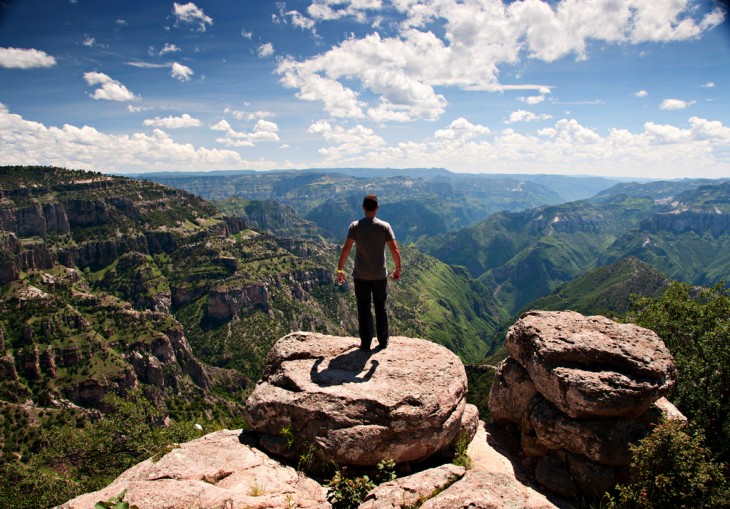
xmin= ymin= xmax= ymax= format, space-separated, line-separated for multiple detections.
xmin=214 ymin=196 xmax=333 ymax=242
xmin=326 ymin=467 xmax=376 ymax=509
xmin=452 ymin=431 xmax=472 ymax=470
xmin=0 ymin=391 xmax=207 ymax=509
xmin=521 ymin=257 xmax=669 ymax=318
xmin=326 ymin=459 xmax=397 ymax=509
xmin=628 ymin=282 xmax=730 ymax=462
xmin=386 ymin=246 xmax=505 ymax=362
xmin=95 ymin=490 xmax=140 ymax=509
xmin=608 ymin=421 xmax=728 ymax=509
xmin=416 ymin=196 xmax=657 ymax=315
xmin=4 ymin=166 xmax=730 ymax=507
xmin=465 ymin=364 xmax=494 ymax=422
xmin=601 ymin=229 xmax=730 ymax=287
xmin=0 ymin=166 xmax=510 ymax=506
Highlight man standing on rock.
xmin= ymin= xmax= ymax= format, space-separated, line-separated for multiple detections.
xmin=337 ymin=194 xmax=401 ymax=351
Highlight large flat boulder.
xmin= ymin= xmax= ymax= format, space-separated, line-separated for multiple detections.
xmin=59 ymin=429 xmax=329 ymax=509
xmin=506 ymin=311 xmax=676 ymax=418
xmin=244 ymin=332 xmax=470 ymax=465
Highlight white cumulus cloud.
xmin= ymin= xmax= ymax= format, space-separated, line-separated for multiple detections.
xmin=224 ymin=108 xmax=275 ymax=121
xmin=660 ymin=98 xmax=695 ymax=110
xmin=258 ymin=43 xmax=274 ymax=58
xmin=212 ymin=118 xmax=280 ymax=147
xmin=519 ymin=95 xmax=546 ymax=105
xmin=434 ymin=117 xmax=490 ymax=141
xmin=210 ymin=119 xmax=232 ymax=131
xmin=506 ymin=109 xmax=553 ymax=124
xmin=0 ymin=47 xmax=56 ymax=69
xmin=171 ymin=62 xmax=194 ymax=81
xmin=83 ymin=72 xmax=139 ymax=101
xmin=307 ymin=0 xmax=382 ymax=22
xmin=288 ymin=10 xmax=317 ymax=30
xmin=173 ymin=2 xmax=213 ymax=32
xmin=160 ymin=43 xmax=181 ymax=55
xmin=276 ymin=0 xmax=723 ymax=123
xmin=0 ymin=102 xmax=261 ymax=173
xmin=307 ymin=120 xmax=386 ymax=159
xmin=309 ymin=113 xmax=730 ymax=178
xmin=143 ymin=114 xmax=201 ymax=129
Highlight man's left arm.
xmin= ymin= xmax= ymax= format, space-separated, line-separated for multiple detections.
xmin=387 ymin=239 xmax=401 ymax=280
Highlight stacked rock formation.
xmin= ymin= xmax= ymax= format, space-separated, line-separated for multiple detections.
xmin=244 ymin=331 xmax=478 ymax=466
xmin=489 ymin=310 xmax=681 ymax=498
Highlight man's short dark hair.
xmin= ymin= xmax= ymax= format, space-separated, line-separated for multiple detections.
xmin=363 ymin=194 xmax=379 ymax=211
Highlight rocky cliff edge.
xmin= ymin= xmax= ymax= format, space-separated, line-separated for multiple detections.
xmin=61 ymin=332 xmax=562 ymax=509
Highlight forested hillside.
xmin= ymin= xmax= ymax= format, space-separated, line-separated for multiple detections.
xmin=600 ymin=182 xmax=730 ymax=285
xmin=416 ymin=195 xmax=657 ymax=315
xmin=417 ymin=181 xmax=730 ymax=317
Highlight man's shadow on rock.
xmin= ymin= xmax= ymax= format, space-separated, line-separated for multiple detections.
xmin=310 ymin=348 xmax=379 ymax=386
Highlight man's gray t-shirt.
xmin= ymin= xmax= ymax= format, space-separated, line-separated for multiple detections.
xmin=347 ymin=217 xmax=395 ymax=280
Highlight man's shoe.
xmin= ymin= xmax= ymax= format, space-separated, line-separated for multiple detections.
xmin=359 ymin=343 xmax=371 ymax=351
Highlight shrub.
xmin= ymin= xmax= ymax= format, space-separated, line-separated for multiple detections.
xmin=325 ymin=458 xmax=397 ymax=509
xmin=452 ymin=431 xmax=472 ymax=469
xmin=609 ymin=420 xmax=729 ymax=509
xmin=629 ymin=282 xmax=730 ymax=461
xmin=326 ymin=467 xmax=376 ymax=509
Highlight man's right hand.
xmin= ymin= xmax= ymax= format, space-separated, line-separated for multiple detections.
xmin=337 ymin=271 xmax=345 ymax=285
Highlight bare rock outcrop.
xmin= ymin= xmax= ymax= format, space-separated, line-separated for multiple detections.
xmin=419 ymin=421 xmax=560 ymax=509
xmin=360 ymin=464 xmax=466 ymax=509
xmin=207 ymin=282 xmax=270 ymax=320
xmin=505 ymin=310 xmax=676 ymax=418
xmin=490 ymin=310 xmax=682 ymax=498
xmin=59 ymin=429 xmax=330 ymax=509
xmin=244 ymin=332 xmax=475 ymax=466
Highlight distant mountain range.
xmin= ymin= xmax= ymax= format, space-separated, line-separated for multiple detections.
xmin=418 ymin=179 xmax=730 ymax=316
xmin=139 ymin=169 xmax=625 ymax=244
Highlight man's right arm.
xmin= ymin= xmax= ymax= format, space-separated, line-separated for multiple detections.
xmin=337 ymin=238 xmax=354 ymax=284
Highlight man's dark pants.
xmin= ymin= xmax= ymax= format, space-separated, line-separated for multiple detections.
xmin=354 ymin=278 xmax=388 ymax=349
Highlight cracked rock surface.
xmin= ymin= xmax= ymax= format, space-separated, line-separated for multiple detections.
xmin=59 ymin=429 xmax=330 ymax=509
xmin=244 ymin=332 xmax=474 ymax=465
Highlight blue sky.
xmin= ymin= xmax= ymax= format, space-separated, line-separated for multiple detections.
xmin=0 ymin=0 xmax=729 ymax=178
